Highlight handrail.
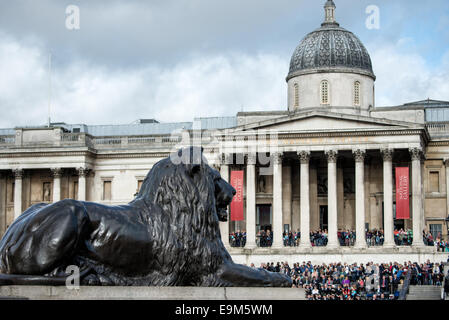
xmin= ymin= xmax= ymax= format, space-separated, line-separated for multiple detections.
xmin=398 ymin=269 xmax=412 ymax=300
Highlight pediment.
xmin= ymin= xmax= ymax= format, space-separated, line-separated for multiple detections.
xmin=235 ymin=111 xmax=422 ymax=133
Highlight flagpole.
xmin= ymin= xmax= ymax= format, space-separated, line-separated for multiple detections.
xmin=48 ymin=52 xmax=51 ymax=127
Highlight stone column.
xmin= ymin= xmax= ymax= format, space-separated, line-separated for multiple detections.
xmin=325 ymin=150 xmax=339 ymax=248
xmin=282 ymin=161 xmax=292 ymax=230
xmin=410 ymin=147 xmax=425 ymax=247
xmin=298 ymin=150 xmax=311 ymax=248
xmin=77 ymin=167 xmax=87 ymax=201
xmin=445 ymin=159 xmax=449 ymax=238
xmin=219 ymin=153 xmax=231 ymax=248
xmin=51 ymin=168 xmax=62 ymax=202
xmin=353 ymin=149 xmax=367 ymax=248
xmin=272 ymin=152 xmax=283 ymax=248
xmin=245 ymin=153 xmax=257 ymax=249
xmin=381 ymin=148 xmax=395 ymax=247
xmin=13 ymin=169 xmax=23 ymax=220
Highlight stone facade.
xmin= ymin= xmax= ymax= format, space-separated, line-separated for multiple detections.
xmin=0 ymin=1 xmax=448 ymax=265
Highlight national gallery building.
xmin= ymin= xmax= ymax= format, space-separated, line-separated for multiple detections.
xmin=0 ymin=1 xmax=448 ymax=264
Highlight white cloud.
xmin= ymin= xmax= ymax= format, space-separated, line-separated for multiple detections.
xmin=1 ymin=32 xmax=449 ymax=129
xmin=0 ymin=33 xmax=288 ymax=128
xmin=370 ymin=39 xmax=449 ymax=107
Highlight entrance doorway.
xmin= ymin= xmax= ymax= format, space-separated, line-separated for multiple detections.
xmin=256 ymin=204 xmax=272 ymax=233
xmin=394 ymin=219 xmax=405 ymax=230
xmin=319 ymin=205 xmax=328 ymax=231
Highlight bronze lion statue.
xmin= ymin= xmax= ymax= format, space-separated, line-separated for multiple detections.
xmin=0 ymin=147 xmax=291 ymax=287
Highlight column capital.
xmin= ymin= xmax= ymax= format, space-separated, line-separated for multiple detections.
xmin=246 ymin=153 xmax=257 ymax=165
xmin=444 ymin=158 xmax=449 ymax=167
xmin=380 ymin=147 xmax=394 ymax=161
xmin=325 ymin=149 xmax=338 ymax=163
xmin=220 ymin=153 xmax=233 ymax=165
xmin=51 ymin=168 xmax=62 ymax=178
xmin=297 ymin=150 xmax=311 ymax=164
xmin=271 ymin=152 xmax=283 ymax=165
xmin=409 ymin=147 xmax=424 ymax=161
xmin=13 ymin=168 xmax=23 ymax=179
xmin=352 ymin=149 xmax=366 ymax=163
xmin=77 ymin=167 xmax=90 ymax=177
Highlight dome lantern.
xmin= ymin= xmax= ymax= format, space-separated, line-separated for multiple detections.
xmin=323 ymin=0 xmax=338 ymax=26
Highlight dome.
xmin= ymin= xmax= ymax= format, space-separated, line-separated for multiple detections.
xmin=287 ymin=1 xmax=375 ymax=81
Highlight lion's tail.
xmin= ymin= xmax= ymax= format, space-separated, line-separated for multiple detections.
xmin=0 ymin=267 xmax=92 ymax=286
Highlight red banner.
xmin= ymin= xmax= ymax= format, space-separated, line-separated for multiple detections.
xmin=230 ymin=170 xmax=244 ymax=221
xmin=395 ymin=167 xmax=410 ymax=219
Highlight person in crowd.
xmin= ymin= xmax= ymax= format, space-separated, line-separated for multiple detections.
xmin=257 ymin=260 xmax=446 ymax=300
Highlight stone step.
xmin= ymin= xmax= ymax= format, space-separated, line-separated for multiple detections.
xmin=407 ymin=296 xmax=441 ymax=300
xmin=406 ymin=285 xmax=443 ymax=300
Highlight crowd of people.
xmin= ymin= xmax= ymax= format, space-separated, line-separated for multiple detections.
xmin=366 ymin=229 xmax=385 ymax=246
xmin=229 ymin=230 xmax=246 ymax=247
xmin=231 ymin=228 xmax=441 ymax=248
xmin=250 ymin=260 xmax=447 ymax=300
xmin=436 ymin=239 xmax=449 ymax=252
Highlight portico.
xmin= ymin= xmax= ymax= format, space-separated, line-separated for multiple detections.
xmin=218 ymin=111 xmax=434 ymax=256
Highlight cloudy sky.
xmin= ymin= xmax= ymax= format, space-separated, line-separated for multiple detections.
xmin=0 ymin=0 xmax=448 ymax=128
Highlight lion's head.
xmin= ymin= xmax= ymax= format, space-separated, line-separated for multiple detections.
xmin=134 ymin=147 xmax=235 ymax=237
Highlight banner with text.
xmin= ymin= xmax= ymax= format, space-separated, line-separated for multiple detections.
xmin=395 ymin=167 xmax=410 ymax=219
xmin=230 ymin=170 xmax=244 ymax=221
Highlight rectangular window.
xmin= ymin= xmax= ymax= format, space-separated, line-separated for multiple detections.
xmin=137 ymin=180 xmax=143 ymax=192
xmin=354 ymin=82 xmax=360 ymax=106
xmin=429 ymin=171 xmax=439 ymax=192
xmin=103 ymin=181 xmax=112 ymax=200
xmin=429 ymin=224 xmax=442 ymax=240
xmin=294 ymin=84 xmax=299 ymax=107
xmin=321 ymin=81 xmax=329 ymax=105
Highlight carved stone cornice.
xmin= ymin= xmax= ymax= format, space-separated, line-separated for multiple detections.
xmin=297 ymin=150 xmax=311 ymax=164
xmin=380 ymin=148 xmax=393 ymax=162
xmin=352 ymin=149 xmax=366 ymax=163
xmin=325 ymin=150 xmax=338 ymax=163
xmin=216 ymin=128 xmax=427 ymax=141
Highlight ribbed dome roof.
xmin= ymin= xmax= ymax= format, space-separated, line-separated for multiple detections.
xmin=287 ymin=1 xmax=375 ymax=80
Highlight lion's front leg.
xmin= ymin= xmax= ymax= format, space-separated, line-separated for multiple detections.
xmin=213 ymin=262 xmax=292 ymax=287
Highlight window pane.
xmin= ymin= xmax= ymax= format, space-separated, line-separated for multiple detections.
xmin=429 ymin=224 xmax=442 ymax=240
xmin=429 ymin=171 xmax=439 ymax=192
xmin=103 ymin=181 xmax=112 ymax=200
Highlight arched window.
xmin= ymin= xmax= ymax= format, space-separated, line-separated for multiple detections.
xmin=354 ymin=81 xmax=361 ymax=106
xmin=294 ymin=83 xmax=299 ymax=107
xmin=320 ymin=80 xmax=329 ymax=105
